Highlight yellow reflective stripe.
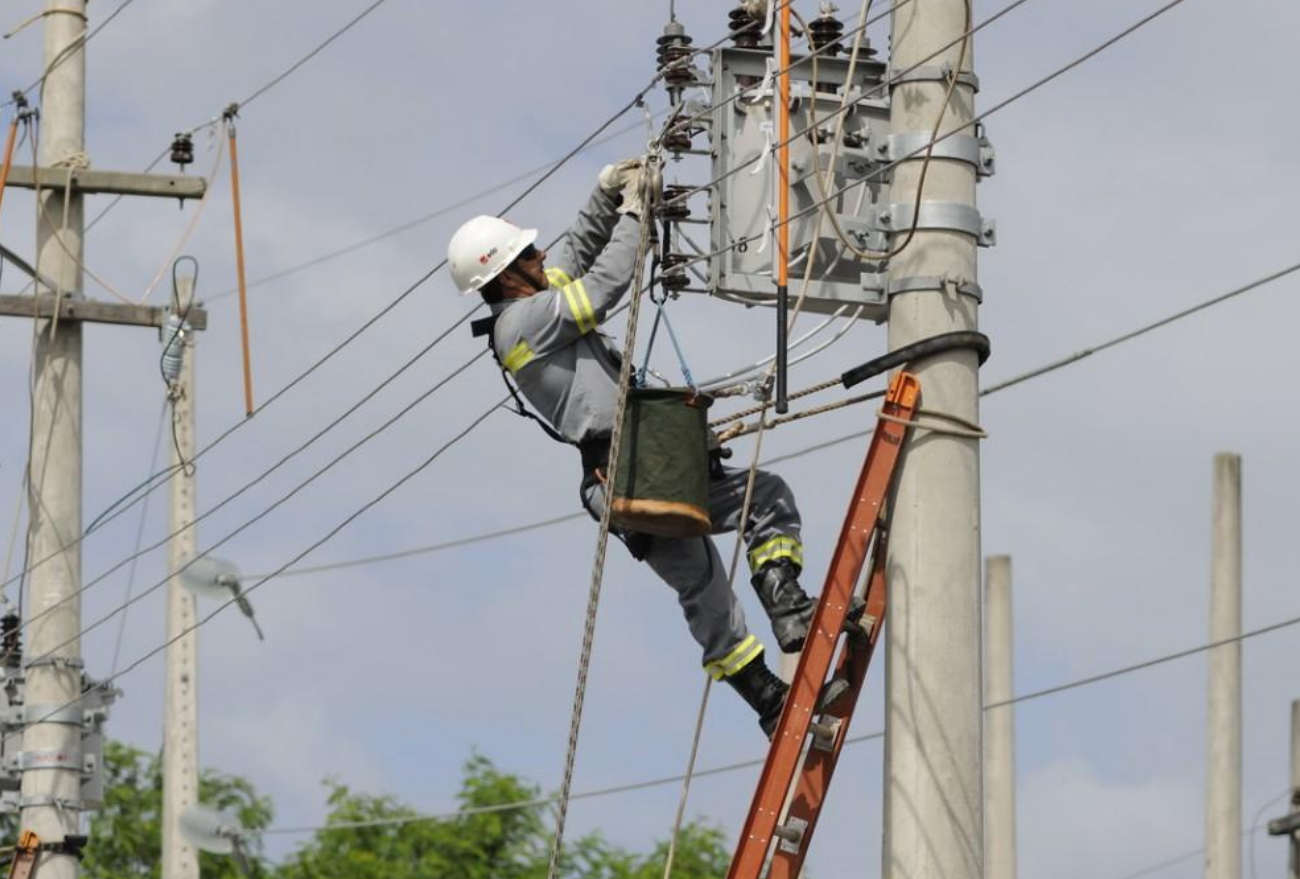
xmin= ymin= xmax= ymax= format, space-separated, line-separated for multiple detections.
xmin=546 ymin=267 xmax=573 ymax=287
xmin=561 ymin=279 xmax=596 ymax=334
xmin=502 ymin=340 xmax=535 ymax=375
xmin=748 ymin=536 xmax=804 ymax=572
xmin=705 ymin=635 xmax=764 ymax=681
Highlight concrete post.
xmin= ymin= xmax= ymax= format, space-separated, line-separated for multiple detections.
xmin=1205 ymin=453 xmax=1241 ymax=879
xmin=162 ymin=277 xmax=199 ymax=879
xmin=882 ymin=0 xmax=984 ymax=876
xmin=20 ymin=3 xmax=88 ymax=877
xmin=984 ymin=556 xmax=1016 ymax=879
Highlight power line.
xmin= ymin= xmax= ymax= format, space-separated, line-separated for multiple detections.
xmin=19 ymin=400 xmax=505 ymax=734
xmin=2 ymin=0 xmax=142 ymax=109
xmin=252 ymin=615 xmax=1300 ymax=835
xmin=237 ymin=0 xmax=397 ymax=111
xmin=241 ymin=256 xmax=1300 ymax=578
xmin=4 ymin=78 xmax=664 ymax=597
xmin=672 ymin=0 xmax=1202 ymax=278
xmin=20 ymin=355 xmax=493 ymax=660
xmin=204 ymin=113 xmax=661 ymax=303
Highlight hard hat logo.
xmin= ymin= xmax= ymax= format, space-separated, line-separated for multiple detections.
xmin=447 ymin=216 xmax=539 ymax=294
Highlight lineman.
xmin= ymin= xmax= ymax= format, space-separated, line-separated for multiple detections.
xmin=447 ymin=161 xmax=821 ymax=736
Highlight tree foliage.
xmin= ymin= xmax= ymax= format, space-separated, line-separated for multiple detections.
xmin=5 ymin=745 xmax=731 ymax=878
xmin=81 ymin=740 xmax=274 ymax=879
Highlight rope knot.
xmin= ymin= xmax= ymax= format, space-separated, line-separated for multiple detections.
xmin=52 ymin=150 xmax=89 ymax=171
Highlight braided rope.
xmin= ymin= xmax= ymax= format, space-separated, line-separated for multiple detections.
xmin=546 ymin=162 xmax=661 ymax=879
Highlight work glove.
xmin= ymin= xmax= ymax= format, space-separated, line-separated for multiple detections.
xmin=617 ymin=160 xmax=661 ymax=218
xmin=598 ymin=158 xmax=643 ymax=195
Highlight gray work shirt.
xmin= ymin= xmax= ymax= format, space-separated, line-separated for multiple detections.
xmin=489 ymin=188 xmax=642 ymax=445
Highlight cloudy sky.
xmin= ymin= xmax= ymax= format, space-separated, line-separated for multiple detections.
xmin=1 ymin=0 xmax=1298 ymax=875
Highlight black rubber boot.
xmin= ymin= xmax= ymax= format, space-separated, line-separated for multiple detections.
xmin=751 ymin=559 xmax=816 ymax=653
xmin=725 ymin=657 xmax=789 ymax=738
xmin=725 ymin=657 xmax=853 ymax=738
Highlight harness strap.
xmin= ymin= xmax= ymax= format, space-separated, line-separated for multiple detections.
xmin=472 ymin=313 xmax=573 ymax=447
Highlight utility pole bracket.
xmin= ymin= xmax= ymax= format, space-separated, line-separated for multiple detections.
xmin=878 ymin=202 xmax=996 ymax=247
xmin=0 ymin=294 xmax=208 ymax=330
xmin=4 ymin=165 xmax=207 ymax=200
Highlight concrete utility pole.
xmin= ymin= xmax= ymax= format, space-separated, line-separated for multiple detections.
xmin=21 ymin=3 xmax=89 ymax=876
xmin=984 ymin=556 xmax=1016 ymax=879
xmin=1 ymin=6 xmax=210 ymax=870
xmin=162 ymin=277 xmax=199 ymax=879
xmin=882 ymin=0 xmax=984 ymax=876
xmin=1205 ymin=453 xmax=1241 ymax=879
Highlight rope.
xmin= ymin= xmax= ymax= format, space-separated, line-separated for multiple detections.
xmin=661 ymin=420 xmax=772 ymax=878
xmin=545 ymin=159 xmax=661 ymax=879
xmin=876 ymin=406 xmax=986 ymax=439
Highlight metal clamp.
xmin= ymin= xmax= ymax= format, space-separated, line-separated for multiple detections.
xmin=18 ymin=795 xmax=84 ymax=811
xmin=774 ymin=816 xmax=809 ymax=855
xmin=887 ymin=274 xmax=984 ymax=302
xmin=890 ymin=64 xmax=980 ymax=91
xmin=5 ymin=750 xmax=89 ymax=774
xmin=6 ymin=704 xmax=88 ymax=728
xmin=883 ymin=132 xmax=995 ymax=177
xmin=878 ymin=202 xmax=996 ymax=247
xmin=22 ymin=655 xmax=84 ymax=671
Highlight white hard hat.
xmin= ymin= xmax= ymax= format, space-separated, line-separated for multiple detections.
xmin=447 ymin=215 xmax=539 ymax=294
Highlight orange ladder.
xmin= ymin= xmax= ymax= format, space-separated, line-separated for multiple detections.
xmin=727 ymin=370 xmax=919 ymax=879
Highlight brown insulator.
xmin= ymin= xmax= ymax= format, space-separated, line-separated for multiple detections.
xmin=659 ymin=185 xmax=694 ymax=220
xmin=807 ymin=13 xmax=845 ymax=57
xmin=170 ymin=132 xmax=194 ymax=168
xmin=729 ymin=7 xmax=762 ymax=48
xmin=661 ymin=253 xmax=691 ymax=291
xmin=657 ymin=22 xmax=697 ymax=90
xmin=1 ymin=611 xmax=19 ymax=670
xmin=663 ymin=127 xmax=694 ymax=154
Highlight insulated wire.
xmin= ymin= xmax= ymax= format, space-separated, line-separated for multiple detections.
xmin=15 ymin=222 xmax=597 ymax=634
xmin=203 ymin=113 xmax=666 ymax=303
xmin=109 ymin=401 xmax=167 ymax=676
xmin=259 ymin=256 xmax=1300 ymax=577
xmin=16 ymin=400 xmax=504 ymax=735
xmin=13 ymin=345 xmax=490 ymax=650
xmin=247 ymin=672 xmax=1300 ymax=866
xmin=10 ymin=0 xmax=802 ymax=640
xmin=237 ymin=0 xmax=396 ymax=111
xmin=1 ymin=0 xmax=141 ymax=109
xmin=674 ymin=0 xmax=1202 ymax=276
xmin=1 ymin=84 xmax=663 ymax=598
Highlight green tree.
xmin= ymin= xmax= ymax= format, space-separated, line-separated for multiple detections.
xmin=80 ymin=740 xmax=273 ymax=879
xmin=277 ymin=754 xmax=732 ymax=879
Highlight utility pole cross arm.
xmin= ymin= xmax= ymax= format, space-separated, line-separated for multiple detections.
xmin=0 ymin=295 xmax=208 ymax=330
xmin=4 ymin=165 xmax=206 ymax=200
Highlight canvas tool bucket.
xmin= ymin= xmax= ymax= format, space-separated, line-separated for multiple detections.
xmin=609 ymin=388 xmax=713 ymax=538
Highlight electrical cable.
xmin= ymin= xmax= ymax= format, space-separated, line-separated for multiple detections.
xmin=250 ymin=622 xmax=1300 ymax=837
xmin=18 ymin=398 xmax=503 ymax=732
xmin=203 ymin=113 xmax=666 ymax=303
xmin=164 ymin=257 xmax=199 ymax=477
xmin=672 ymin=0 xmax=1202 ymax=278
xmin=236 ymin=0 xmax=397 ymax=111
xmin=14 ymin=346 xmax=491 ymax=652
xmin=2 ymin=0 xmax=142 ymax=110
xmin=2 ymin=81 xmax=666 ymax=598
xmin=108 ymin=400 xmax=167 ymax=677
xmin=256 ymin=255 xmax=1300 ymax=576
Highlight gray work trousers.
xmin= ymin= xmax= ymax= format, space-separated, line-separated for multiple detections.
xmin=581 ymin=463 xmax=805 ymax=679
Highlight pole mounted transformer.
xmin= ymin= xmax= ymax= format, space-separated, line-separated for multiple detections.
xmin=653 ymin=4 xmax=995 ymax=320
